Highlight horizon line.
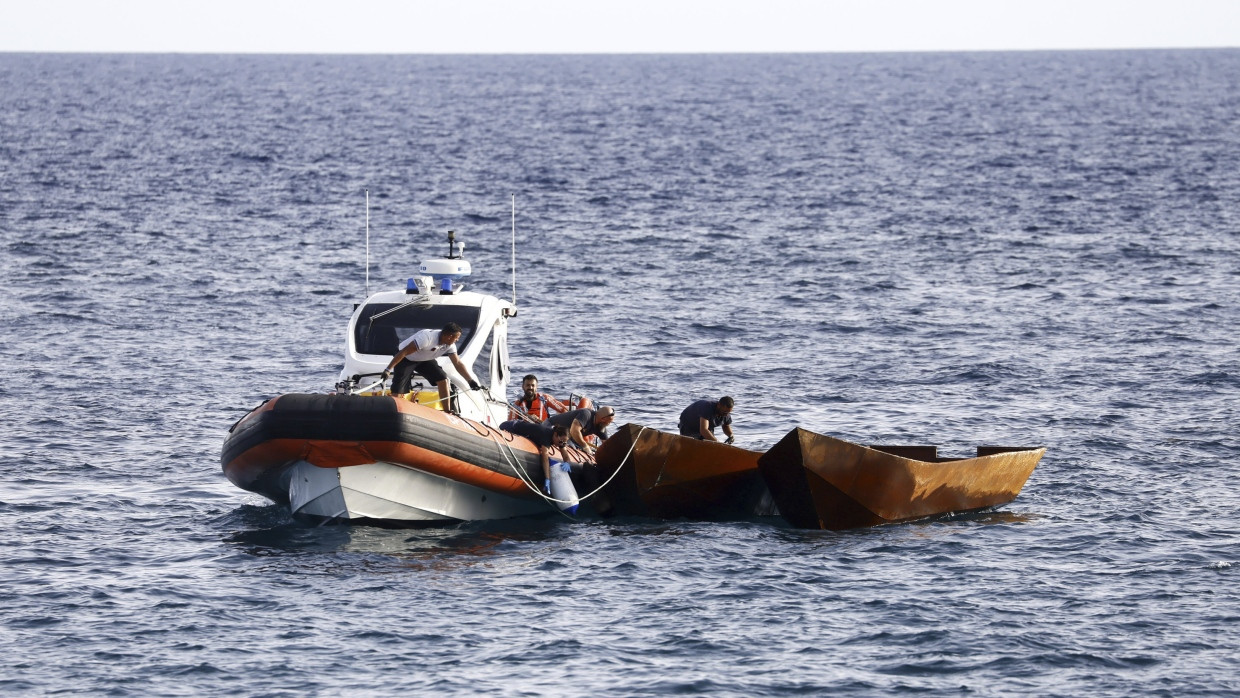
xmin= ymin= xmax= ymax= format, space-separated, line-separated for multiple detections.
xmin=3 ymin=45 xmax=1239 ymax=57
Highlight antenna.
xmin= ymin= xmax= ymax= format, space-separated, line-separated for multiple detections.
xmin=364 ymin=190 xmax=370 ymax=299
xmin=511 ymin=194 xmax=516 ymax=305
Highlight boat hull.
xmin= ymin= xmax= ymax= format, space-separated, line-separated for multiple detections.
xmin=222 ymin=393 xmax=586 ymax=525
xmin=590 ymin=423 xmax=768 ymax=519
xmin=758 ymin=428 xmax=1045 ymax=530
xmin=288 ymin=459 xmax=547 ymax=524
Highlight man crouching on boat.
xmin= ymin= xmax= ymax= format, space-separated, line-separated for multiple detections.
xmin=678 ymin=397 xmax=735 ymax=444
xmin=545 ymin=406 xmax=615 ymax=455
xmin=381 ymin=322 xmax=483 ymax=411
xmin=499 ymin=421 xmax=570 ymax=494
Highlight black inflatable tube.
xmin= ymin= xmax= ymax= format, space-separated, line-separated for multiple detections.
xmin=221 ymin=393 xmax=542 ymax=483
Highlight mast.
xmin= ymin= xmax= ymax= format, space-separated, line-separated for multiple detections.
xmin=364 ymin=190 xmax=370 ymax=298
xmin=511 ymin=194 xmax=517 ymax=306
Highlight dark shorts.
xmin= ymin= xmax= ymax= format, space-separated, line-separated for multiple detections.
xmin=393 ymin=358 xmax=448 ymax=393
xmin=500 ymin=420 xmax=553 ymax=448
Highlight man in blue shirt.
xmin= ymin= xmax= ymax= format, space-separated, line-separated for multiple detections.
xmin=678 ymin=397 xmax=735 ymax=443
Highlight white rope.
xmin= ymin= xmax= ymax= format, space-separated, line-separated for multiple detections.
xmin=460 ymin=386 xmax=492 ymax=415
xmin=586 ymin=427 xmax=648 ymax=497
xmin=490 ymin=425 xmax=647 ymax=506
xmin=351 ymin=378 xmax=386 ymax=395
xmin=488 ymin=430 xmax=574 ymax=505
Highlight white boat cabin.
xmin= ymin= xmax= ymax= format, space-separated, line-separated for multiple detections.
xmin=337 ymin=235 xmax=515 ymax=426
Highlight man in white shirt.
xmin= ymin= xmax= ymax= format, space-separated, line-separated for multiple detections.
xmin=381 ymin=322 xmax=483 ymax=410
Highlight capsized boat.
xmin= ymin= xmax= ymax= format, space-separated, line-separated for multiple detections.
xmin=588 ymin=423 xmax=769 ymax=520
xmin=757 ymin=428 xmax=1045 ymax=530
xmin=221 ymin=230 xmax=593 ymax=525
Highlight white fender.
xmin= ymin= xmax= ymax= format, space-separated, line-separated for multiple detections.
xmin=548 ymin=460 xmax=579 ymax=515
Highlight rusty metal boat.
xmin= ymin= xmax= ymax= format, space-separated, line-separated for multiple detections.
xmin=758 ymin=428 xmax=1045 ymax=530
xmin=588 ymin=423 xmax=768 ymax=519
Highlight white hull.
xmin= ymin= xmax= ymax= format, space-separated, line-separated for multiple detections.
xmin=287 ymin=460 xmax=549 ymax=523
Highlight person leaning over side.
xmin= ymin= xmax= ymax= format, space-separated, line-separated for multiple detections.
xmin=499 ymin=420 xmax=570 ymax=494
xmin=509 ymin=374 xmax=570 ymax=422
xmin=678 ymin=396 xmax=735 ymax=443
xmin=381 ymin=322 xmax=482 ymax=411
xmin=545 ymin=405 xmax=615 ymax=455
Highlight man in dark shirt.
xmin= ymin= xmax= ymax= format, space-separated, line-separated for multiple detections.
xmin=499 ymin=421 xmax=570 ymax=494
xmin=545 ymin=405 xmax=615 ymax=454
xmin=678 ymin=397 xmax=735 ymax=443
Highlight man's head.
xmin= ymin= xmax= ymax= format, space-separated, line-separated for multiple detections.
xmin=595 ymin=405 xmax=616 ymax=429
xmin=716 ymin=396 xmax=734 ymax=417
xmin=522 ymin=374 xmax=539 ymax=400
xmin=440 ymin=322 xmax=463 ymax=346
xmin=551 ymin=424 xmax=569 ymax=448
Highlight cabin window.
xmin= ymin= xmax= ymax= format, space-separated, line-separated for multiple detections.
xmin=354 ymin=304 xmax=482 ymax=356
xmin=475 ymin=323 xmax=495 ymax=387
xmin=494 ymin=330 xmax=507 ymax=386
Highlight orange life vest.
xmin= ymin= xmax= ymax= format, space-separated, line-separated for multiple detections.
xmin=510 ymin=392 xmax=568 ymax=421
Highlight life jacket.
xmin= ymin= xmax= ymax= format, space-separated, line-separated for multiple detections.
xmin=510 ymin=392 xmax=568 ymax=421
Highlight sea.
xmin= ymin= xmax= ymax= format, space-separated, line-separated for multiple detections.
xmin=1 ymin=50 xmax=1238 ymax=696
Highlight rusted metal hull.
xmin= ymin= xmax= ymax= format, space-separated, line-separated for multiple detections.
xmin=589 ymin=423 xmax=767 ymax=520
xmin=758 ymin=428 xmax=1045 ymax=530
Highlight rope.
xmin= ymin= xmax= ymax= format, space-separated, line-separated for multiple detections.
xmin=486 ymin=432 xmax=578 ymax=521
xmin=487 ymin=431 xmax=564 ymax=502
xmin=585 ymin=426 xmax=647 ymax=499
xmin=351 ymin=379 xmax=468 ymax=410
xmin=352 ymin=378 xmax=386 ymax=395
xmin=490 ymin=426 xmax=647 ymax=507
xmin=505 ymin=400 xmax=545 ymax=424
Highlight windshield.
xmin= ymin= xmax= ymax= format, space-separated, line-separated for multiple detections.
xmin=353 ymin=303 xmax=482 ymax=356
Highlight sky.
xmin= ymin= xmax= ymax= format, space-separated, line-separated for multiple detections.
xmin=1 ymin=0 xmax=1238 ymax=54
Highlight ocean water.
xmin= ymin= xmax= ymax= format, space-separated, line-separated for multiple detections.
xmin=2 ymin=50 xmax=1239 ymax=695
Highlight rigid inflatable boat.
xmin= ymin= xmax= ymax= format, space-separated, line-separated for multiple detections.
xmin=223 ymin=393 xmax=592 ymax=524
xmin=757 ymin=428 xmax=1045 ymax=530
xmin=221 ymin=230 xmax=593 ymax=525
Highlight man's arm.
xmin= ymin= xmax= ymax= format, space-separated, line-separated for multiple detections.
xmin=384 ymin=338 xmax=419 ymax=373
xmin=569 ymin=420 xmax=594 ymax=452
xmin=448 ymin=354 xmax=481 ymax=388
xmin=722 ymin=423 xmax=735 ymax=443
xmin=544 ymin=393 xmax=569 ymax=413
xmin=699 ymin=417 xmax=718 ymax=441
xmin=538 ymin=445 xmax=551 ymax=492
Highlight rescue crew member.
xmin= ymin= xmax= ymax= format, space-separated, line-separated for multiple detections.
xmin=510 ymin=374 xmax=570 ymax=422
xmin=381 ymin=322 xmax=482 ymax=410
xmin=678 ymin=397 xmax=735 ymax=443
xmin=545 ymin=405 xmax=615 ymax=454
xmin=499 ymin=421 xmax=570 ymax=494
